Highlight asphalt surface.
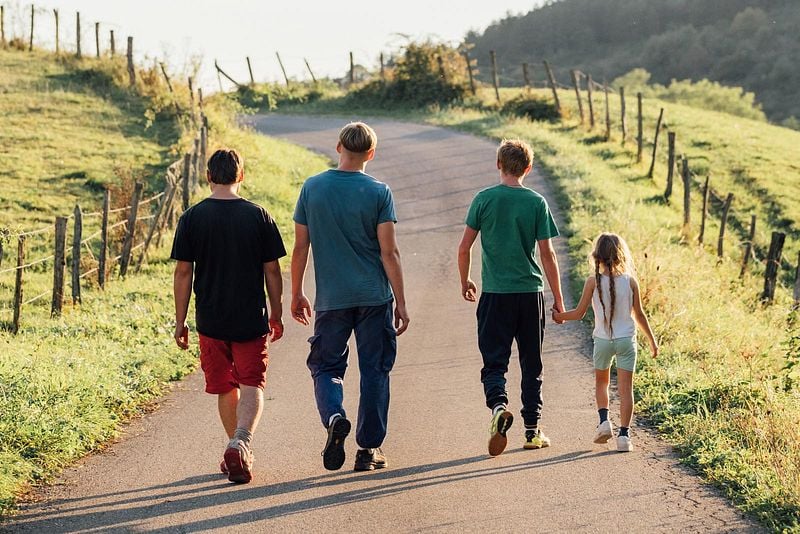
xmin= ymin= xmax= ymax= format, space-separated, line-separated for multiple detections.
xmin=3 ymin=115 xmax=759 ymax=533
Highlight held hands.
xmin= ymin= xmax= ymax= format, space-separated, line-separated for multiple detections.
xmin=550 ymin=302 xmax=565 ymax=324
xmin=461 ymin=279 xmax=477 ymax=302
xmin=291 ymin=294 xmax=312 ymax=326
xmin=174 ymin=321 xmax=189 ymax=350
xmin=394 ymin=302 xmax=410 ymax=336
xmin=268 ymin=318 xmax=284 ymax=342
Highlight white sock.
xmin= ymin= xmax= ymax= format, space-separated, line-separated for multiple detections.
xmin=328 ymin=413 xmax=342 ymax=427
xmin=492 ymin=404 xmax=507 ymax=416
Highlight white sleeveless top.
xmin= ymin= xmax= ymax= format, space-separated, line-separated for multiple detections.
xmin=592 ymin=273 xmax=636 ymax=340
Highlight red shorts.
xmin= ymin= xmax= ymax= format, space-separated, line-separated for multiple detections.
xmin=198 ymin=334 xmax=269 ymax=394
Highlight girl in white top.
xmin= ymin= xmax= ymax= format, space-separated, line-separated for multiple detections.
xmin=553 ymin=233 xmax=658 ymax=452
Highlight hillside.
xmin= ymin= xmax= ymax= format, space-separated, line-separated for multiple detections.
xmin=465 ymin=0 xmax=800 ymax=125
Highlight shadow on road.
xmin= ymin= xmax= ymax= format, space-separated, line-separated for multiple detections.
xmin=10 ymin=450 xmax=610 ymax=532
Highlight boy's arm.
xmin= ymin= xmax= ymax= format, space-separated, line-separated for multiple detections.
xmin=631 ymin=277 xmax=659 ymax=357
xmin=377 ymin=221 xmax=410 ymax=335
xmin=173 ymin=261 xmax=193 ymax=350
xmin=457 ymin=226 xmax=479 ymax=302
xmin=291 ymin=223 xmax=312 ymax=326
xmin=538 ymin=238 xmax=565 ymax=320
xmin=554 ymin=276 xmax=595 ymax=322
xmin=264 ymin=260 xmax=284 ymax=341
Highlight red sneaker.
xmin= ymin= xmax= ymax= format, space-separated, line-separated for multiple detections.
xmin=223 ymin=442 xmax=253 ymax=484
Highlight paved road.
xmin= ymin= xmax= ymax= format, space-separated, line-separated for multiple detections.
xmin=5 ymin=116 xmax=758 ymax=533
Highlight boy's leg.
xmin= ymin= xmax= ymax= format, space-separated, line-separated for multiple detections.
xmin=198 ymin=334 xmax=239 ymax=432
xmin=352 ymin=302 xmax=396 ymax=450
xmin=219 ymin=389 xmax=240 ymax=439
xmin=515 ymin=293 xmax=544 ymax=428
xmin=477 ymin=293 xmax=516 ymax=412
xmin=306 ymin=309 xmax=355 ymax=427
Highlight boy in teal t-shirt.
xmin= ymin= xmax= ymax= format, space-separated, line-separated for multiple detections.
xmin=457 ymin=139 xmax=564 ymax=457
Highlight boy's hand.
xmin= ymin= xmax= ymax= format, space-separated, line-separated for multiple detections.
xmin=268 ymin=318 xmax=284 ymax=342
xmin=291 ymin=294 xmax=312 ymax=326
xmin=461 ymin=279 xmax=477 ymax=302
xmin=551 ymin=308 xmax=562 ymax=323
xmin=649 ymin=340 xmax=659 ymax=358
xmin=551 ymin=302 xmax=565 ymax=324
xmin=394 ymin=302 xmax=410 ymax=335
xmin=174 ymin=322 xmax=189 ymax=350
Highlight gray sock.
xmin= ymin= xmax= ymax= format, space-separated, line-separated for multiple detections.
xmin=232 ymin=427 xmax=253 ymax=448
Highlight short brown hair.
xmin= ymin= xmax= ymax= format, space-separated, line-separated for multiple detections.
xmin=497 ymin=139 xmax=533 ymax=177
xmin=339 ymin=122 xmax=377 ymax=153
xmin=207 ymin=149 xmax=243 ymax=185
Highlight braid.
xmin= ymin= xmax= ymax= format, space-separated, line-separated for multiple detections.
xmin=607 ymin=260 xmax=616 ymax=339
xmin=595 ymin=260 xmax=609 ymax=336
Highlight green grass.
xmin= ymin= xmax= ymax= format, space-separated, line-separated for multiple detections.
xmin=0 ymin=49 xmax=327 ymax=518
xmin=275 ymin=87 xmax=800 ymax=530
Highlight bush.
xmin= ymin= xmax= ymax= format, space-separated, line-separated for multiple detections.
xmin=235 ymin=81 xmax=339 ymax=112
xmin=501 ymin=94 xmax=561 ymax=122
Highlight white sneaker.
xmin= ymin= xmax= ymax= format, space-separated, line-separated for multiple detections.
xmin=616 ymin=435 xmax=634 ymax=452
xmin=593 ymin=420 xmax=614 ymax=444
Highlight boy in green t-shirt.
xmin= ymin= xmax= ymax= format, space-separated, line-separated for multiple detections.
xmin=457 ymin=139 xmax=564 ymax=457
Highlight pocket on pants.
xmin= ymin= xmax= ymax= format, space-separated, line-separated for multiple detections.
xmin=381 ymin=326 xmax=397 ymax=372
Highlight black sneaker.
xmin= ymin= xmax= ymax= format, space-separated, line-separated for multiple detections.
xmin=322 ymin=415 xmax=351 ymax=471
xmin=354 ymin=448 xmax=388 ymax=471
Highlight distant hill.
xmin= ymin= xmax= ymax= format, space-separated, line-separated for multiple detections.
xmin=465 ymin=0 xmax=799 ymax=124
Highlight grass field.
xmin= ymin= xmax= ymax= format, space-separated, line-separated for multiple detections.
xmin=271 ymin=85 xmax=800 ymax=530
xmin=0 ymin=49 xmax=327 ymax=517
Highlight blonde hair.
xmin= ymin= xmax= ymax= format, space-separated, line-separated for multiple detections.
xmin=497 ymin=139 xmax=533 ymax=177
xmin=591 ymin=233 xmax=635 ymax=338
xmin=339 ymin=122 xmax=378 ymax=153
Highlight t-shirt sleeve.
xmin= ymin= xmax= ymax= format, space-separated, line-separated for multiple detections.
xmin=465 ymin=196 xmax=481 ymax=231
xmin=261 ymin=211 xmax=288 ymax=263
xmin=378 ymin=187 xmax=397 ymax=224
xmin=170 ymin=214 xmax=194 ymax=262
xmin=293 ymin=185 xmax=308 ymax=226
xmin=535 ymin=198 xmax=560 ymax=241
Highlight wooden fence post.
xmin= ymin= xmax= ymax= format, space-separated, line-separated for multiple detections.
xmin=464 ymin=50 xmax=476 ymax=95
xmin=698 ymin=176 xmax=710 ymax=245
xmin=156 ymin=176 xmax=178 ymax=248
xmin=681 ymin=157 xmax=691 ymax=227
xmin=53 ymin=9 xmax=59 ymax=54
xmin=619 ymin=87 xmax=627 ymax=143
xmin=182 ymin=153 xmax=191 ymax=210
xmin=214 ymin=60 xmax=242 ymax=88
xmin=762 ymin=232 xmax=786 ymax=303
xmin=664 ymin=132 xmax=676 ymax=199
xmin=109 ymin=29 xmax=114 ymax=56
xmin=71 ymin=205 xmax=82 ymax=304
xmin=793 ymin=252 xmax=800 ymax=308
xmin=740 ymin=215 xmax=757 ymax=277
xmin=305 ymin=58 xmax=317 ymax=83
xmin=636 ymin=93 xmax=643 ymax=162
xmin=647 ymin=108 xmax=664 ymax=178
xmin=489 ymin=50 xmax=500 ymax=103
xmin=188 ymin=76 xmax=197 ymax=124
xmin=136 ymin=181 xmax=173 ymax=272
xmin=12 ymin=237 xmax=25 ymax=334
xmin=1 ymin=5 xmax=5 ymax=49
xmin=543 ymin=60 xmax=561 ymax=113
xmin=198 ymin=87 xmax=204 ymax=113
xmin=119 ymin=182 xmax=143 ymax=277
xmin=51 ymin=216 xmax=68 ymax=317
xmin=717 ymin=193 xmax=733 ymax=257
xmin=603 ymin=82 xmax=611 ymax=140
xmin=29 ymin=5 xmax=34 ymax=52
xmin=98 ymin=189 xmax=110 ymax=288
xmin=191 ymin=138 xmax=200 ymax=190
xmin=126 ymin=36 xmax=135 ymax=86
xmin=75 ymin=12 xmax=81 ymax=58
xmin=94 ymin=21 xmax=100 ymax=57
xmin=0 ymin=239 xmax=3 ymax=269
xmin=246 ymin=56 xmax=255 ymax=85
xmin=570 ymin=70 xmax=584 ymax=124
xmin=379 ymin=52 xmax=385 ymax=82
xmin=349 ymin=51 xmax=355 ymax=85
xmin=586 ymin=74 xmax=595 ymax=128
xmin=521 ymin=62 xmax=531 ymax=91
xmin=200 ymin=125 xmax=207 ymax=175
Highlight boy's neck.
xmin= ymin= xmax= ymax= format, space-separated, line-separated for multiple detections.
xmin=208 ymin=183 xmax=241 ymax=199
xmin=499 ymin=172 xmax=525 ymax=188
xmin=337 ymin=154 xmax=368 ymax=173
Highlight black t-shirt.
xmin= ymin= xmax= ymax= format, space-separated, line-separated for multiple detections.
xmin=170 ymin=198 xmax=287 ymax=341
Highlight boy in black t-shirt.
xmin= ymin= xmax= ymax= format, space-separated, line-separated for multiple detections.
xmin=171 ymin=148 xmax=286 ymax=484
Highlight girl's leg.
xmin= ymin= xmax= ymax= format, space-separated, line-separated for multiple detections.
xmin=595 ymin=368 xmax=610 ymax=410
xmin=617 ymin=369 xmax=634 ymax=427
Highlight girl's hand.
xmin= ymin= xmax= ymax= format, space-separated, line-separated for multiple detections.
xmin=649 ymin=340 xmax=659 ymax=358
xmin=551 ymin=307 xmax=564 ymax=324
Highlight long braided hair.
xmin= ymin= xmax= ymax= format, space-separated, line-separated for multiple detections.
xmin=591 ymin=233 xmax=634 ymax=339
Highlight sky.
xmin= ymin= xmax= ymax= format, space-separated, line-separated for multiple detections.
xmin=5 ymin=0 xmax=542 ymax=91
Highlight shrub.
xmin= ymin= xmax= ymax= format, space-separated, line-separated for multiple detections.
xmin=501 ymin=94 xmax=561 ymax=122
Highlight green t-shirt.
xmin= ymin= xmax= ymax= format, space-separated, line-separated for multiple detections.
xmin=465 ymin=184 xmax=559 ymax=293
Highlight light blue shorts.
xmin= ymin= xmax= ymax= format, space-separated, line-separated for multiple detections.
xmin=592 ymin=336 xmax=637 ymax=372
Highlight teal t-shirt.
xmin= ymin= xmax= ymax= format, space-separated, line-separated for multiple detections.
xmin=465 ymin=184 xmax=559 ymax=293
xmin=294 ymin=169 xmax=397 ymax=311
